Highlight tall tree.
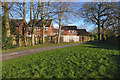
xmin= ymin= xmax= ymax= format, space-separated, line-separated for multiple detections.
xmin=52 ymin=2 xmax=71 ymax=44
xmin=9 ymin=2 xmax=29 ymax=47
xmin=52 ymin=2 xmax=80 ymax=44
xmin=80 ymin=2 xmax=118 ymax=40
xmin=30 ymin=2 xmax=41 ymax=46
xmin=39 ymin=2 xmax=52 ymax=44
xmin=2 ymin=2 xmax=13 ymax=37
xmin=23 ymin=2 xmax=27 ymax=46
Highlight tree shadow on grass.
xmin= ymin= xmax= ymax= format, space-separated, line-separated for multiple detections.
xmin=84 ymin=41 xmax=120 ymax=78
xmin=108 ymin=55 xmax=120 ymax=78
xmin=84 ymin=41 xmax=119 ymax=51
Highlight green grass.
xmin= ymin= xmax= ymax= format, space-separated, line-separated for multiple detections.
xmin=2 ymin=42 xmax=120 ymax=78
xmin=2 ymin=42 xmax=81 ymax=53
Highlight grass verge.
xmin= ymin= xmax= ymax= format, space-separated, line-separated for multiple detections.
xmin=2 ymin=42 xmax=120 ymax=78
xmin=2 ymin=42 xmax=81 ymax=53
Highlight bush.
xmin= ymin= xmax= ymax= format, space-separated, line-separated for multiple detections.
xmin=2 ymin=36 xmax=18 ymax=50
xmin=2 ymin=19 xmax=18 ymax=50
xmin=93 ymin=34 xmax=98 ymax=40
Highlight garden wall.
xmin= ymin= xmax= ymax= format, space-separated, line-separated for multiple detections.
xmin=61 ymin=35 xmax=94 ymax=42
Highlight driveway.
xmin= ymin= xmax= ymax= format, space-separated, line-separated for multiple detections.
xmin=2 ymin=42 xmax=89 ymax=61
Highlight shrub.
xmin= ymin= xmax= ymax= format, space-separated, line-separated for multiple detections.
xmin=93 ymin=34 xmax=98 ymax=40
xmin=2 ymin=21 xmax=19 ymax=49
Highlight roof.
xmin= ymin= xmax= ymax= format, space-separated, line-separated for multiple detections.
xmin=77 ymin=29 xmax=88 ymax=35
xmin=61 ymin=26 xmax=77 ymax=30
xmin=9 ymin=19 xmax=24 ymax=27
xmin=28 ymin=19 xmax=53 ymax=27
xmin=53 ymin=28 xmax=59 ymax=33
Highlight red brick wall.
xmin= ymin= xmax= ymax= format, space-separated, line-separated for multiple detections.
xmin=61 ymin=30 xmax=77 ymax=36
xmin=18 ymin=21 xmax=54 ymax=37
xmin=34 ymin=21 xmax=54 ymax=37
xmin=16 ymin=23 xmax=23 ymax=35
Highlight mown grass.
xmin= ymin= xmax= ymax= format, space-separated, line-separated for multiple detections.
xmin=2 ymin=42 xmax=81 ymax=53
xmin=2 ymin=42 xmax=120 ymax=78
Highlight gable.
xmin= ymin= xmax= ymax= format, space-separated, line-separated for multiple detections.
xmin=61 ymin=26 xmax=77 ymax=30
xmin=28 ymin=19 xmax=53 ymax=27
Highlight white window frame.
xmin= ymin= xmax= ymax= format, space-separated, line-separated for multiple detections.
xmin=36 ymin=27 xmax=39 ymax=30
xmin=69 ymin=30 xmax=72 ymax=33
xmin=61 ymin=30 xmax=64 ymax=33
xmin=45 ymin=27 xmax=48 ymax=31
xmin=28 ymin=27 xmax=31 ymax=31
xmin=44 ymin=35 xmax=48 ymax=37
xmin=73 ymin=30 xmax=76 ymax=33
xmin=36 ymin=34 xmax=39 ymax=37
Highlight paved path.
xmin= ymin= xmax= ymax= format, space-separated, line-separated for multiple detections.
xmin=2 ymin=42 xmax=89 ymax=61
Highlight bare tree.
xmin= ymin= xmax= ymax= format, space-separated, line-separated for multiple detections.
xmin=80 ymin=2 xmax=118 ymax=40
xmin=39 ymin=2 xmax=52 ymax=44
xmin=2 ymin=2 xmax=13 ymax=37
xmin=52 ymin=2 xmax=71 ymax=44
xmin=9 ymin=2 xmax=29 ymax=47
xmin=51 ymin=2 xmax=80 ymax=44
xmin=23 ymin=2 xmax=27 ymax=46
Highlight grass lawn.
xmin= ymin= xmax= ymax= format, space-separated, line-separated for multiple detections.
xmin=2 ymin=42 xmax=81 ymax=53
xmin=2 ymin=42 xmax=120 ymax=78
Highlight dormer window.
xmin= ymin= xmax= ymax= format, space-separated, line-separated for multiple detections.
xmin=45 ymin=27 xmax=48 ymax=31
xmin=28 ymin=27 xmax=31 ymax=31
xmin=61 ymin=30 xmax=64 ymax=33
xmin=73 ymin=30 xmax=75 ymax=33
xmin=69 ymin=30 xmax=72 ymax=33
xmin=36 ymin=27 xmax=39 ymax=30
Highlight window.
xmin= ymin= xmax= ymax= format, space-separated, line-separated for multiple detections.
xmin=61 ymin=30 xmax=64 ymax=33
xmin=28 ymin=27 xmax=31 ymax=31
xmin=36 ymin=27 xmax=39 ymax=30
xmin=69 ymin=30 xmax=72 ymax=33
xmin=73 ymin=30 xmax=75 ymax=33
xmin=45 ymin=27 xmax=48 ymax=31
xmin=44 ymin=35 xmax=48 ymax=37
xmin=36 ymin=35 xmax=39 ymax=37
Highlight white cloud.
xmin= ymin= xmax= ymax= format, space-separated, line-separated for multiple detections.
xmin=26 ymin=19 xmax=30 ymax=23
xmin=77 ymin=24 xmax=87 ymax=29
xmin=68 ymin=24 xmax=76 ymax=26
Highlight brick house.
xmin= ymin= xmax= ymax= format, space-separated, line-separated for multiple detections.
xmin=9 ymin=19 xmax=28 ymax=36
xmin=28 ymin=19 xmax=54 ymax=37
xmin=61 ymin=26 xmax=77 ymax=36
xmin=53 ymin=28 xmax=59 ymax=35
xmin=77 ymin=29 xmax=89 ymax=36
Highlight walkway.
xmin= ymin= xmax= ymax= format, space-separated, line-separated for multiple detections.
xmin=2 ymin=42 xmax=89 ymax=61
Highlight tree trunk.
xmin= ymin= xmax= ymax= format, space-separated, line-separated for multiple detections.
xmin=4 ymin=7 xmax=10 ymax=37
xmin=98 ymin=24 xmax=101 ymax=41
xmin=39 ymin=37 xmax=40 ymax=44
xmin=31 ymin=33 xmax=34 ymax=46
xmin=26 ymin=37 xmax=28 ymax=45
xmin=24 ymin=35 xmax=27 ymax=46
xmin=58 ymin=15 xmax=62 ymax=44
xmin=42 ymin=25 xmax=45 ymax=44
xmin=102 ymin=27 xmax=105 ymax=41
xmin=35 ymin=36 xmax=37 ymax=44
xmin=23 ymin=2 xmax=27 ymax=47
xmin=24 ymin=27 xmax=27 ymax=46
xmin=19 ymin=36 xmax=22 ymax=47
